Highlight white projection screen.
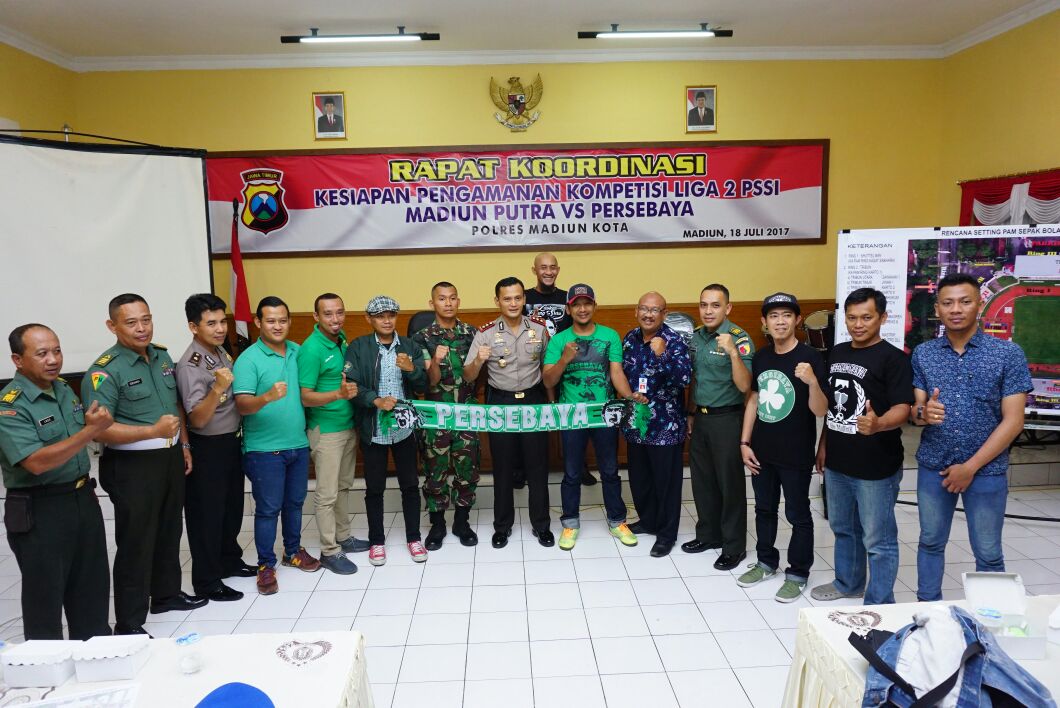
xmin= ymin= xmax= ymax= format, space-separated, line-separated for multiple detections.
xmin=0 ymin=136 xmax=212 ymax=380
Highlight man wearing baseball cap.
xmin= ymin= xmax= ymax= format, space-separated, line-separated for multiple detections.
xmin=543 ymin=284 xmax=645 ymax=550
xmin=345 ymin=295 xmax=427 ymax=566
xmin=737 ymin=293 xmax=827 ymax=602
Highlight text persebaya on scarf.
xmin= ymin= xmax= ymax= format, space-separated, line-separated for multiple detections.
xmin=379 ymin=400 xmax=651 ymax=436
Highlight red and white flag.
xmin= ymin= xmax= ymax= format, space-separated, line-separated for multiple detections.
xmin=229 ymin=199 xmax=252 ymax=345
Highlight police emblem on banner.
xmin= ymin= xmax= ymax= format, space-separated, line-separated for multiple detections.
xmin=490 ymin=75 xmax=543 ymax=132
xmin=240 ymin=169 xmax=289 ymax=235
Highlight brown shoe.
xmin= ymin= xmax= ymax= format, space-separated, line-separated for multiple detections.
xmin=281 ymin=547 xmax=321 ymax=573
xmin=256 ymin=566 xmax=278 ymax=595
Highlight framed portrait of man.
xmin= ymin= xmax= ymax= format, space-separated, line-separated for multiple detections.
xmin=313 ymin=92 xmax=346 ymax=140
xmin=685 ymin=86 xmax=716 ymax=133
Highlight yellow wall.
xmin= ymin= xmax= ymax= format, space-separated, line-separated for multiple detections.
xmin=2 ymin=10 xmax=1057 ymax=312
xmin=0 ymin=43 xmax=76 ymax=133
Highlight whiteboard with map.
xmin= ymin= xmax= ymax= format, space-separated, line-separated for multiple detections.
xmin=836 ymin=224 xmax=1060 ymax=414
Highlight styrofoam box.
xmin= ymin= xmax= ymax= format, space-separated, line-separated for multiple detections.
xmin=963 ymin=572 xmax=1047 ymax=660
xmin=72 ymin=635 xmax=151 ymax=682
xmin=0 ymin=640 xmax=78 ymax=688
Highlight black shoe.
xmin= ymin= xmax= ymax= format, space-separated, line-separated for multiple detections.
xmin=713 ymin=552 xmax=747 ymax=571
xmin=198 ymin=584 xmax=244 ymax=602
xmin=512 ymin=477 xmax=527 ymax=490
xmin=533 ymin=529 xmax=555 ymax=547
xmin=681 ymin=539 xmax=721 ymax=554
xmin=149 ymin=591 xmax=208 ymax=614
xmin=114 ymin=625 xmax=153 ymax=638
xmin=650 ymin=541 xmax=674 ymax=558
xmin=224 ymin=562 xmax=258 ymax=579
xmin=452 ymin=507 xmax=478 ymax=547
xmin=339 ymin=536 xmax=372 ymax=554
xmin=580 ymin=469 xmax=598 ymax=486
xmin=491 ymin=529 xmax=512 ymax=549
xmin=628 ymin=521 xmax=654 ymax=535
xmin=424 ymin=523 xmax=447 ymax=551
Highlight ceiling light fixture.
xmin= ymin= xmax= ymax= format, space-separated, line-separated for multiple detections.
xmin=578 ymin=23 xmax=733 ymax=40
xmin=281 ymin=26 xmax=439 ymax=44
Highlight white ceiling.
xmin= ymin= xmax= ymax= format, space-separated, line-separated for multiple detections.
xmin=1 ymin=0 xmax=1056 ymax=71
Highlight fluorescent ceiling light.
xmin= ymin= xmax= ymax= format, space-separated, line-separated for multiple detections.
xmin=578 ymin=23 xmax=733 ymax=40
xmin=281 ymin=26 xmax=439 ymax=44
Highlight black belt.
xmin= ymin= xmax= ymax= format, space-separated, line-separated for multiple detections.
xmin=488 ymin=384 xmax=544 ymax=402
xmin=8 ymin=475 xmax=95 ymax=498
xmin=694 ymin=404 xmax=743 ymax=415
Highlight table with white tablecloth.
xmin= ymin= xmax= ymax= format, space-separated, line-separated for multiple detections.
xmin=782 ymin=595 xmax=1060 ymax=708
xmin=0 ymin=630 xmax=372 ymax=708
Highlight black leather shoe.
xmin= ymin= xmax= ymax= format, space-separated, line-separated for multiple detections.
xmin=681 ymin=539 xmax=721 ymax=554
xmin=149 ymin=591 xmax=209 ymax=614
xmin=199 ymin=584 xmax=244 ymax=602
xmin=650 ymin=541 xmax=674 ymax=558
xmin=713 ymin=552 xmax=747 ymax=571
xmin=580 ymin=469 xmax=598 ymax=486
xmin=224 ymin=562 xmax=258 ymax=578
xmin=491 ymin=529 xmax=512 ymax=549
xmin=114 ymin=625 xmax=153 ymax=638
xmin=533 ymin=529 xmax=555 ymax=547
xmin=424 ymin=524 xmax=447 ymax=551
xmin=628 ymin=521 xmax=654 ymax=535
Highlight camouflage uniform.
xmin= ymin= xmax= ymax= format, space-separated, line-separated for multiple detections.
xmin=411 ymin=320 xmax=480 ymax=513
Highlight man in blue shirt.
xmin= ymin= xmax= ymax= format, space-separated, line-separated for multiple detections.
xmin=911 ymin=273 xmax=1032 ymax=602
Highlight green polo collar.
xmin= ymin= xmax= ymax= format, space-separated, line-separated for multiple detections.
xmin=309 ymin=324 xmax=346 ymax=349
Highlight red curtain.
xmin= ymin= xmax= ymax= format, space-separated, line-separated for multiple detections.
xmin=959 ymin=168 xmax=1060 ymax=225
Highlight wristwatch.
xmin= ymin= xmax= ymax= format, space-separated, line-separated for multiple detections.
xmin=181 ymin=442 xmax=192 ymax=450
xmin=740 ymin=441 xmax=751 ymax=447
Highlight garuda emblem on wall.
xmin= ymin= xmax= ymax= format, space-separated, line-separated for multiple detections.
xmin=490 ymin=75 xmax=543 ymax=132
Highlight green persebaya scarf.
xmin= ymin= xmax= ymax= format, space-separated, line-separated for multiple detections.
xmin=380 ymin=399 xmax=650 ymax=436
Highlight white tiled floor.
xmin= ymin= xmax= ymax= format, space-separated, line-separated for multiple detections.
xmin=2 ymin=487 xmax=1060 ymax=707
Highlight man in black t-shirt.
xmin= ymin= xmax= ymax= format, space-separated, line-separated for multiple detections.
xmin=738 ymin=294 xmax=827 ymax=603
xmin=811 ymin=288 xmax=913 ymax=606
xmin=524 ymin=252 xmax=595 ymax=486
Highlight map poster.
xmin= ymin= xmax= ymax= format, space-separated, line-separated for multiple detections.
xmin=836 ymin=225 xmax=1060 ymax=413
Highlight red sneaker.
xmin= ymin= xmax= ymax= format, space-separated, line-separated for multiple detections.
xmin=281 ymin=547 xmax=321 ymax=573
xmin=256 ymin=566 xmax=278 ymax=595
xmin=407 ymin=540 xmax=428 ymax=563
xmin=368 ymin=545 xmax=387 ymax=566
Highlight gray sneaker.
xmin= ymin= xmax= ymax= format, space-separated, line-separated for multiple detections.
xmin=339 ymin=536 xmax=371 ymax=553
xmin=810 ymin=582 xmax=863 ymax=602
xmin=775 ymin=579 xmax=807 ymax=603
xmin=320 ymin=552 xmax=358 ymax=575
xmin=736 ymin=563 xmax=777 ymax=588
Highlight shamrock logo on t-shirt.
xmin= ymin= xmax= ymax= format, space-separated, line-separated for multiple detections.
xmin=757 ymin=370 xmax=795 ymax=423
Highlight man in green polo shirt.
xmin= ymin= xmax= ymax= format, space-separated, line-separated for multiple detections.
xmin=298 ymin=293 xmax=368 ymax=576
xmin=234 ymin=296 xmax=320 ymax=595
xmin=1 ymin=324 xmax=114 ymax=640
xmin=685 ymin=283 xmax=755 ymax=570
xmin=83 ymin=293 xmax=206 ymax=635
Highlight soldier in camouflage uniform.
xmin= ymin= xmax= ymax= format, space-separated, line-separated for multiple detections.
xmin=411 ymin=282 xmax=480 ymax=549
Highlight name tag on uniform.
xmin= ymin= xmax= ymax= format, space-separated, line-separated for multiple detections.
xmin=127 ymin=378 xmax=143 ymax=387
xmin=638 ymin=377 xmax=648 ymax=394
xmin=38 ymin=415 xmax=55 ymax=426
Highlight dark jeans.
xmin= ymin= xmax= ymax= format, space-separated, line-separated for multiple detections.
xmin=99 ymin=446 xmax=185 ymax=629
xmin=6 ymin=482 xmax=111 ymax=640
xmin=187 ymin=431 xmax=246 ymax=592
xmin=362 ymin=435 xmax=421 ymax=546
xmin=243 ymin=447 xmax=309 ymax=568
xmin=561 ymin=427 xmax=625 ymax=527
xmin=689 ymin=410 xmax=746 ymax=555
xmin=750 ymin=461 xmax=814 ymax=581
xmin=626 ymin=441 xmax=684 ymax=544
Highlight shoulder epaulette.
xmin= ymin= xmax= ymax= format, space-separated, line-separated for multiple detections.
xmin=730 ymin=326 xmax=746 ymax=336
xmin=1 ymin=388 xmax=22 ymax=405
xmin=151 ymin=342 xmax=168 ymax=351
xmin=56 ymin=376 xmax=67 ymax=384
xmin=189 ymin=351 xmax=202 ymax=367
xmin=94 ymin=353 xmax=116 ymax=367
xmin=479 ymin=321 xmax=497 ymax=333
xmin=529 ymin=315 xmax=548 ymax=327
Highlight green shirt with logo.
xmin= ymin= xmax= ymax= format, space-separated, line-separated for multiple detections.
xmin=297 ymin=325 xmax=353 ymax=434
xmin=691 ymin=319 xmax=754 ymax=408
xmin=0 ymin=374 xmax=90 ymax=488
xmin=233 ymin=339 xmax=308 ymax=452
xmin=544 ymin=324 xmax=623 ymax=403
xmin=82 ymin=343 xmax=181 ymax=427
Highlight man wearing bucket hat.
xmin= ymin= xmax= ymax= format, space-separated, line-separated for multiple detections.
xmin=737 ymin=293 xmax=827 ymax=602
xmin=345 ymin=295 xmax=428 ymax=566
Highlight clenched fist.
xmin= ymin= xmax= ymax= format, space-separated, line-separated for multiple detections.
xmin=395 ymin=352 xmax=414 ymax=372
xmin=264 ymin=381 xmax=287 ymax=403
xmin=154 ymin=414 xmax=180 ymax=439
xmin=649 ymin=337 xmax=666 ymax=356
xmin=561 ymin=341 xmax=579 ymax=362
xmin=211 ymin=367 xmax=233 ymax=395
xmin=476 ymin=345 xmax=491 ymax=363
xmin=794 ymin=363 xmax=816 ymax=385
xmin=434 ymin=344 xmax=450 ymax=363
xmin=716 ymin=333 xmax=735 ymax=354
xmin=84 ymin=400 xmax=114 ymax=433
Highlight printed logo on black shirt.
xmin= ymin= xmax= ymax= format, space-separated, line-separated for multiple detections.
xmin=826 ymin=363 xmax=868 ymax=434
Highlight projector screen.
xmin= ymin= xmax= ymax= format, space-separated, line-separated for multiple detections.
xmin=0 ymin=136 xmax=212 ymax=381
